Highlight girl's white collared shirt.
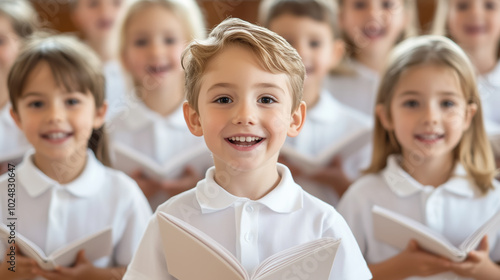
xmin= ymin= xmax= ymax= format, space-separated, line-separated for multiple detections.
xmin=0 ymin=103 xmax=31 ymax=166
xmin=0 ymin=149 xmax=152 ymax=271
xmin=123 ymin=164 xmax=372 ymax=280
xmin=338 ymin=155 xmax=500 ymax=280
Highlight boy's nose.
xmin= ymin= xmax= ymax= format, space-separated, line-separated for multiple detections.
xmin=232 ymin=102 xmax=257 ymax=125
xmin=46 ymin=103 xmax=65 ymax=123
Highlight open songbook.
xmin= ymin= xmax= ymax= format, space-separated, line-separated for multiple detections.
xmin=372 ymin=205 xmax=500 ymax=262
xmin=110 ymin=142 xmax=212 ymax=180
xmin=279 ymin=127 xmax=372 ymax=174
xmin=0 ymin=224 xmax=112 ymax=270
xmin=157 ymin=212 xmax=341 ymax=280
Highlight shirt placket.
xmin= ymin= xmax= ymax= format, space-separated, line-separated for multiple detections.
xmin=423 ymin=187 xmax=444 ymax=234
xmin=45 ymin=186 xmax=68 ymax=256
xmin=154 ymin=121 xmax=169 ymax=164
xmin=237 ymin=201 xmax=260 ymax=273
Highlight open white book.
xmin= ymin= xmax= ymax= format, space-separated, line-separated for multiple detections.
xmin=280 ymin=127 xmax=372 ymax=174
xmin=372 ymin=205 xmax=500 ymax=262
xmin=110 ymin=142 xmax=212 ymax=180
xmin=0 ymin=224 xmax=112 ymax=270
xmin=157 ymin=211 xmax=340 ymax=280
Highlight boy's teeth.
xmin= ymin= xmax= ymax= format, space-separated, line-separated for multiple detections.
xmin=420 ymin=134 xmax=439 ymax=140
xmin=230 ymin=136 xmax=261 ymax=142
xmin=47 ymin=132 xmax=67 ymax=139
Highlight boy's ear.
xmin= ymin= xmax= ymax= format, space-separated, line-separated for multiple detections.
xmin=375 ymin=104 xmax=393 ymax=131
xmin=183 ymin=101 xmax=203 ymax=136
xmin=93 ymin=101 xmax=108 ymax=129
xmin=330 ymin=39 xmax=345 ymax=69
xmin=9 ymin=107 xmax=22 ymax=129
xmin=287 ymin=101 xmax=307 ymax=137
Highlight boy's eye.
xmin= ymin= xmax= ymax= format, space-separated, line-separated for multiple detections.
xmin=28 ymin=101 xmax=43 ymax=108
xmin=402 ymin=100 xmax=419 ymax=108
xmin=353 ymin=1 xmax=367 ymax=9
xmin=215 ymin=96 xmax=232 ymax=104
xmin=485 ymin=1 xmax=497 ymax=10
xmin=164 ymin=37 xmax=176 ymax=45
xmin=258 ymin=96 xmax=277 ymax=104
xmin=441 ymin=100 xmax=455 ymax=108
xmin=382 ymin=0 xmax=394 ymax=9
xmin=134 ymin=38 xmax=147 ymax=47
xmin=457 ymin=1 xmax=469 ymax=10
xmin=66 ymin=98 xmax=80 ymax=106
xmin=309 ymin=40 xmax=320 ymax=48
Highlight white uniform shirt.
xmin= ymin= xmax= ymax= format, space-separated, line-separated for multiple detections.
xmin=323 ymin=59 xmax=380 ymax=118
xmin=479 ymin=60 xmax=500 ymax=127
xmin=103 ymin=60 xmax=129 ymax=120
xmin=123 ymin=164 xmax=372 ymax=280
xmin=0 ymin=149 xmax=152 ymax=274
xmin=337 ymin=155 xmax=500 ymax=280
xmin=284 ymin=90 xmax=372 ymax=205
xmin=108 ymin=100 xmax=211 ymax=209
xmin=0 ymin=104 xmax=31 ymax=167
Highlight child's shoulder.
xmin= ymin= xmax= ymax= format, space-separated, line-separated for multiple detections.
xmin=341 ymin=172 xmax=389 ymax=202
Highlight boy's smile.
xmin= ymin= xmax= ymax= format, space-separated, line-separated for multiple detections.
xmin=184 ymin=45 xmax=305 ymax=174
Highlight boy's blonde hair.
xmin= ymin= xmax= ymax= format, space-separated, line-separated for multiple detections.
xmin=8 ymin=34 xmax=110 ymax=166
xmin=118 ymin=0 xmax=206 ymax=65
xmin=258 ymin=0 xmax=340 ymax=38
xmin=431 ymin=0 xmax=500 ymax=59
xmin=367 ymin=35 xmax=496 ymax=194
xmin=338 ymin=0 xmax=419 ymax=59
xmin=182 ymin=18 xmax=305 ymax=113
xmin=0 ymin=0 xmax=39 ymax=39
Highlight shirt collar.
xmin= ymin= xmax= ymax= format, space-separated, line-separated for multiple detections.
xmin=196 ymin=163 xmax=303 ymax=214
xmin=306 ymin=90 xmax=341 ymax=124
xmin=481 ymin=60 xmax=500 ymax=87
xmin=117 ymin=98 xmax=186 ymax=130
xmin=19 ymin=149 xmax=106 ymax=198
xmin=351 ymin=59 xmax=380 ymax=82
xmin=383 ymin=154 xmax=475 ymax=198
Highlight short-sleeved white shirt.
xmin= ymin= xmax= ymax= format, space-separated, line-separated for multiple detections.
xmin=284 ymin=90 xmax=372 ymax=205
xmin=0 ymin=149 xmax=153 ymax=273
xmin=323 ymin=59 xmax=380 ymax=118
xmin=108 ymin=99 xmax=212 ymax=209
xmin=0 ymin=104 xmax=31 ymax=166
xmin=479 ymin=60 xmax=500 ymax=128
xmin=123 ymin=164 xmax=372 ymax=280
xmin=337 ymin=155 xmax=500 ymax=280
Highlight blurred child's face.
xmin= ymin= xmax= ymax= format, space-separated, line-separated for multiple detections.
xmin=11 ymin=61 xmax=106 ymax=163
xmin=447 ymin=0 xmax=500 ymax=50
xmin=0 ymin=15 xmax=20 ymax=84
xmin=183 ymin=46 xmax=305 ymax=172
xmin=269 ymin=14 xmax=342 ymax=96
xmin=340 ymin=0 xmax=408 ymax=55
xmin=378 ymin=64 xmax=476 ymax=163
xmin=122 ymin=6 xmax=186 ymax=89
xmin=72 ymin=0 xmax=124 ymax=40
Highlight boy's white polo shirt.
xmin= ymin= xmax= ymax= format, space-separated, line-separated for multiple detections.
xmin=0 ymin=103 xmax=31 ymax=164
xmin=0 ymin=149 xmax=153 ymax=269
xmin=123 ymin=164 xmax=372 ymax=280
xmin=284 ymin=90 xmax=372 ymax=205
xmin=323 ymin=59 xmax=380 ymax=118
xmin=338 ymin=155 xmax=500 ymax=280
xmin=109 ymin=99 xmax=212 ymax=209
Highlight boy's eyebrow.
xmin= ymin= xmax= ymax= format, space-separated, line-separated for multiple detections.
xmin=207 ymin=83 xmax=286 ymax=93
xmin=19 ymin=92 xmax=43 ymax=99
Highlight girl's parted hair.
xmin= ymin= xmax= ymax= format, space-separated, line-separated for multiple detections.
xmin=367 ymin=35 xmax=496 ymax=194
xmin=8 ymin=34 xmax=110 ymax=166
xmin=0 ymin=0 xmax=39 ymax=39
xmin=182 ymin=18 xmax=305 ymax=113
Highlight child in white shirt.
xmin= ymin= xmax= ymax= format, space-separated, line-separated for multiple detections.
xmin=0 ymin=35 xmax=152 ymax=280
xmin=324 ymin=0 xmax=419 ymax=118
xmin=431 ymin=0 xmax=500 ymax=157
xmin=123 ymin=18 xmax=372 ymax=280
xmin=338 ymin=35 xmax=500 ymax=279
xmin=70 ymin=0 xmax=131 ymax=119
xmin=259 ymin=0 xmax=373 ymax=205
xmin=0 ymin=0 xmax=38 ymax=173
xmin=109 ymin=0 xmax=211 ymax=210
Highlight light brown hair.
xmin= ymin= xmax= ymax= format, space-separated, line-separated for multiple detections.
xmin=0 ymin=0 xmax=39 ymax=39
xmin=367 ymin=35 xmax=496 ymax=193
xmin=182 ymin=18 xmax=305 ymax=113
xmin=8 ymin=35 xmax=110 ymax=166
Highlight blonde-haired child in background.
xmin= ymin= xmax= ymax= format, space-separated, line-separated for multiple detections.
xmin=338 ymin=35 xmax=500 ymax=279
xmin=324 ymin=0 xmax=419 ymax=118
xmin=109 ymin=0 xmax=211 ymax=210
xmin=432 ymin=0 xmax=500 ymax=158
xmin=0 ymin=0 xmax=39 ymax=173
xmin=70 ymin=0 xmax=132 ymax=119
xmin=0 ymin=35 xmax=151 ymax=280
xmin=259 ymin=0 xmax=372 ymax=204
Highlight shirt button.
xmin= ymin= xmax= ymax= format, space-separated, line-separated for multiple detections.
xmin=245 ymin=233 xmax=253 ymax=242
xmin=246 ymin=205 xmax=254 ymax=213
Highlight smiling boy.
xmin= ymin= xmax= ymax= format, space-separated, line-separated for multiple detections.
xmin=123 ymin=18 xmax=371 ymax=280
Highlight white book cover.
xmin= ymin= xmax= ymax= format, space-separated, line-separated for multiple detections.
xmin=280 ymin=127 xmax=372 ymax=174
xmin=0 ymin=224 xmax=112 ymax=270
xmin=372 ymin=205 xmax=500 ymax=262
xmin=110 ymin=142 xmax=212 ymax=180
xmin=157 ymin=211 xmax=340 ymax=280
